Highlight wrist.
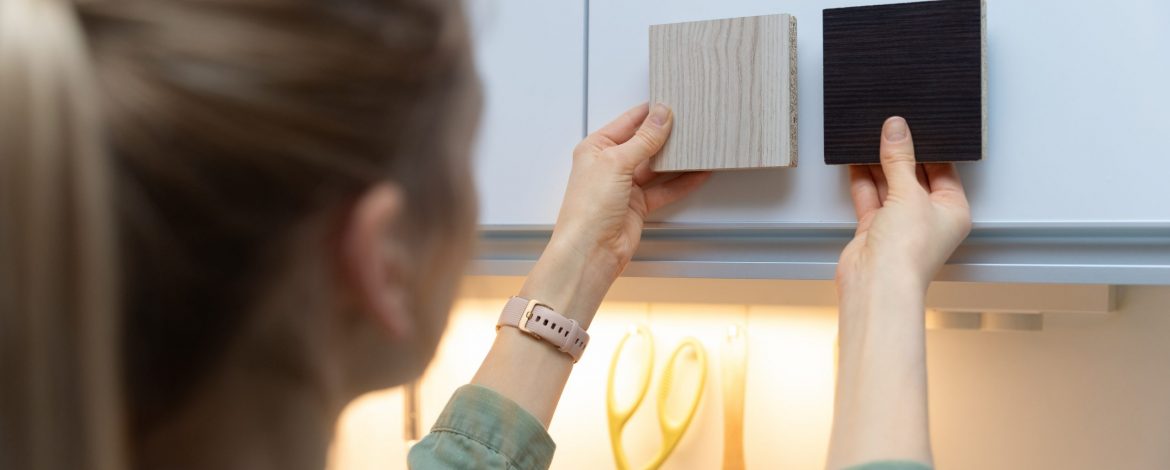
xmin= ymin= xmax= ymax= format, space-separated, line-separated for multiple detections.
xmin=519 ymin=239 xmax=613 ymax=329
xmin=836 ymin=275 xmax=928 ymax=364
xmin=838 ymin=269 xmax=927 ymax=320
xmin=547 ymin=222 xmax=628 ymax=276
xmin=838 ymin=261 xmax=928 ymax=298
xmin=493 ymin=325 xmax=576 ymax=367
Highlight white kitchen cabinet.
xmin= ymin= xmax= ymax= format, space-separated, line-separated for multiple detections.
xmin=466 ymin=0 xmax=585 ymax=226
xmin=471 ymin=0 xmax=1170 ymax=284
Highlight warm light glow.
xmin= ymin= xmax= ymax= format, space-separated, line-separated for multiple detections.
xmin=327 ymin=387 xmax=409 ymax=470
xmin=329 ymin=300 xmax=840 ymax=470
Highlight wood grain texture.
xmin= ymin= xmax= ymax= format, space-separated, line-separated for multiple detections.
xmin=823 ymin=0 xmax=986 ymax=165
xmin=650 ymin=14 xmax=797 ymax=172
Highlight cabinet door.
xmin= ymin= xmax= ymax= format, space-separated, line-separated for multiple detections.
xmin=588 ymin=0 xmax=1170 ymax=226
xmin=463 ymin=0 xmax=1170 ymax=284
xmin=468 ymin=0 xmax=585 ymax=226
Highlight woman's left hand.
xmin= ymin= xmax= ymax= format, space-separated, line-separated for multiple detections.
xmin=519 ymin=103 xmax=710 ymax=326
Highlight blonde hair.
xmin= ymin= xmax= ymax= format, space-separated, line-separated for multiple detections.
xmin=0 ymin=0 xmax=123 ymax=469
xmin=0 ymin=0 xmax=477 ymax=468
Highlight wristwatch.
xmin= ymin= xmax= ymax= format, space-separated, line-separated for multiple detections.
xmin=496 ymin=296 xmax=590 ymax=363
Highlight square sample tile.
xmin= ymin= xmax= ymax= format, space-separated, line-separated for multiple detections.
xmin=650 ymin=14 xmax=798 ymax=172
xmin=822 ymin=0 xmax=986 ymax=164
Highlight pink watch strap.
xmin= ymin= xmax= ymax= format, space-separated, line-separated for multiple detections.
xmin=497 ymin=297 xmax=589 ymax=363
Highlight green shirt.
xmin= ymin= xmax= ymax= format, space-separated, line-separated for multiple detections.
xmin=408 ymin=384 xmax=932 ymax=470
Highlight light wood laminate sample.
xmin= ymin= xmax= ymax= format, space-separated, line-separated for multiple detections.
xmin=650 ymin=14 xmax=797 ymax=172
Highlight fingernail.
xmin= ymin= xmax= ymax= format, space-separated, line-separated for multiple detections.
xmin=884 ymin=116 xmax=908 ymax=142
xmin=649 ymin=104 xmax=670 ymax=126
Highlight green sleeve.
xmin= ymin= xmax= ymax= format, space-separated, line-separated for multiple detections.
xmin=845 ymin=461 xmax=933 ymax=470
xmin=407 ymin=384 xmax=556 ymax=470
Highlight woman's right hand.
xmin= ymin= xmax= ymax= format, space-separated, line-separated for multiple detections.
xmin=836 ymin=116 xmax=973 ymax=295
xmin=828 ymin=116 xmax=971 ymax=469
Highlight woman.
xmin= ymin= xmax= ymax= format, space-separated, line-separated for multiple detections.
xmin=0 ymin=0 xmax=970 ymax=469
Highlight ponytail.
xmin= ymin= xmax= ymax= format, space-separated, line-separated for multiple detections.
xmin=0 ymin=0 xmax=125 ymax=469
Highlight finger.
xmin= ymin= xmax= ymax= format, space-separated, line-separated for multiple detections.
xmin=868 ymin=165 xmax=888 ymax=203
xmin=915 ymin=164 xmax=931 ymax=192
xmin=921 ymin=163 xmax=968 ymax=209
xmin=878 ymin=116 xmax=920 ymax=191
xmin=640 ymin=171 xmax=687 ymax=193
xmin=576 ymin=103 xmax=649 ymax=152
xmin=610 ymin=103 xmax=673 ymax=170
xmin=923 ymin=163 xmax=967 ymax=199
xmin=644 ymin=170 xmax=684 ymax=189
xmin=848 ymin=165 xmax=880 ymax=220
xmin=633 ymin=159 xmax=656 ymax=186
xmin=644 ymin=171 xmax=711 ymax=213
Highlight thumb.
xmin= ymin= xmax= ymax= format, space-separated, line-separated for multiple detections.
xmin=610 ymin=103 xmax=673 ymax=169
xmin=878 ymin=116 xmax=920 ymax=191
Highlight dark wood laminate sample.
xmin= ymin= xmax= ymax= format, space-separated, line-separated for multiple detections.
xmin=823 ymin=0 xmax=986 ymax=164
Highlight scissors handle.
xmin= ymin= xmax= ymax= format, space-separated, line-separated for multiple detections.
xmin=649 ymin=338 xmax=708 ymax=470
xmin=607 ymin=325 xmax=655 ymax=470
xmin=607 ymin=329 xmax=708 ymax=470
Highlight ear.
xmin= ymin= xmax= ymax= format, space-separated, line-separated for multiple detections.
xmin=338 ymin=183 xmax=414 ymax=340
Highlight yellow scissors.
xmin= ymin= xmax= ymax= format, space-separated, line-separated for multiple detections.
xmin=607 ymin=325 xmax=708 ymax=470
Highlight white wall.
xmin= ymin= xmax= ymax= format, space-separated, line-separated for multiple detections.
xmin=328 ymin=283 xmax=1170 ymax=469
xmin=928 ymin=285 xmax=1170 ymax=470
